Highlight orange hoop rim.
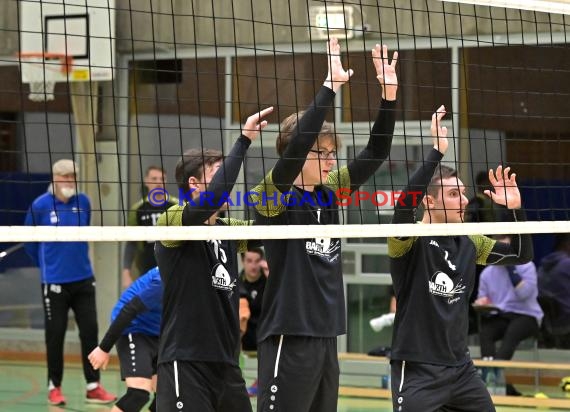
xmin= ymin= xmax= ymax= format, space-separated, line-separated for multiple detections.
xmin=17 ymin=52 xmax=73 ymax=74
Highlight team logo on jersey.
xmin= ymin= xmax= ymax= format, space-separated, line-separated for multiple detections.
xmin=49 ymin=210 xmax=58 ymax=224
xmin=305 ymin=237 xmax=341 ymax=260
xmin=211 ymin=263 xmax=236 ymax=292
xmin=428 ymin=271 xmax=466 ymax=304
xmin=251 ymin=290 xmax=258 ymax=300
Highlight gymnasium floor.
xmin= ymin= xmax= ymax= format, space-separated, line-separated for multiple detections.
xmin=1 ymin=361 xmax=568 ymax=412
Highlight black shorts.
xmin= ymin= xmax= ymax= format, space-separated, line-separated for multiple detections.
xmin=157 ymin=360 xmax=252 ymax=412
xmin=257 ymin=335 xmax=339 ymax=412
xmin=390 ymin=360 xmax=495 ymax=412
xmin=116 ymin=333 xmax=158 ymax=380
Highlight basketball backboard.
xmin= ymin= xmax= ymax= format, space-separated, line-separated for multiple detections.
xmin=19 ymin=0 xmax=116 ymax=84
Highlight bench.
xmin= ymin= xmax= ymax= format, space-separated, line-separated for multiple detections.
xmin=338 ymin=353 xmax=570 ymax=408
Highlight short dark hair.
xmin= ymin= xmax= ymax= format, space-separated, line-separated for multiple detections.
xmin=276 ymin=111 xmax=339 ymax=156
xmin=145 ymin=165 xmax=165 ymax=176
xmin=175 ymin=148 xmax=223 ymax=192
xmin=427 ymin=165 xmax=459 ymax=197
xmin=240 ymin=247 xmax=265 ymax=260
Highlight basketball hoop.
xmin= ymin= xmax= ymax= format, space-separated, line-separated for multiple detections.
xmin=18 ymin=53 xmax=73 ymax=102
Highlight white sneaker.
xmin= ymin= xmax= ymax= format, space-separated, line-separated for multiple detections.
xmin=369 ymin=313 xmax=395 ymax=332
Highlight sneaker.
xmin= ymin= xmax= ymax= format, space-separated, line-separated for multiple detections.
xmin=247 ymin=379 xmax=258 ymax=397
xmin=85 ymin=383 xmax=117 ymax=404
xmin=48 ymin=387 xmax=66 ymax=406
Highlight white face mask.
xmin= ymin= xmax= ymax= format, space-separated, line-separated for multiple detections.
xmin=60 ymin=187 xmax=76 ymax=199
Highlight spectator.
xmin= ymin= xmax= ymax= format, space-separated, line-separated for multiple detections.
xmin=538 ymin=233 xmax=570 ymax=337
xmin=239 ymin=248 xmax=269 ymax=398
xmin=466 ymin=170 xmax=495 ymax=223
xmin=475 ymin=234 xmax=543 ymax=396
xmin=122 ymin=166 xmax=178 ymax=288
xmin=239 ymin=248 xmax=268 ymax=352
xmin=24 ymin=159 xmax=116 ymax=406
xmin=465 ymin=171 xmax=505 ymax=336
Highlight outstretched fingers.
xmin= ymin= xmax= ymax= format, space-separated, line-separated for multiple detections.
xmin=325 ymin=37 xmax=353 ymax=91
xmin=372 ymin=44 xmax=398 ymax=76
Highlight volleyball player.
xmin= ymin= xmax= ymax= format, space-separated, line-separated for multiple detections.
xmin=250 ymin=38 xmax=398 ymax=412
xmin=387 ymin=106 xmax=533 ymax=411
xmin=122 ymin=166 xmax=177 ymax=288
xmin=154 ymin=106 xmax=272 ymax=412
xmin=88 ymin=266 xmax=162 ymax=412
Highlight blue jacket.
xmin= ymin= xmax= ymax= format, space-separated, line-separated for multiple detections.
xmin=24 ymin=192 xmax=93 ymax=284
xmin=111 ymin=267 xmax=162 ymax=337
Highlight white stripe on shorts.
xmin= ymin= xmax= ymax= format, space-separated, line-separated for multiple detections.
xmin=398 ymin=360 xmax=406 ymax=393
xmin=273 ymin=335 xmax=284 ymax=378
xmin=174 ymin=360 xmax=180 ymax=398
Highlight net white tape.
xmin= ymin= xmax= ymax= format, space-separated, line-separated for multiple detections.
xmin=2 ymin=221 xmax=570 ymax=242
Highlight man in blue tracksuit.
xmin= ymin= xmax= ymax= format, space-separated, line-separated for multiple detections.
xmin=24 ymin=159 xmax=116 ymax=406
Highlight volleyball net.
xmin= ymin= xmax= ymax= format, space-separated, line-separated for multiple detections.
xmin=1 ymin=0 xmax=570 ymax=245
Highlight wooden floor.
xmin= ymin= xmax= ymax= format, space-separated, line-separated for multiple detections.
xmin=1 ymin=360 xmax=569 ymax=412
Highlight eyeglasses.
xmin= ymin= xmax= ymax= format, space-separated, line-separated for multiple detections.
xmin=309 ymin=149 xmax=337 ymax=160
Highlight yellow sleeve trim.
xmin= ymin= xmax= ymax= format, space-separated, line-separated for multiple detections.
xmin=219 ymin=218 xmax=253 ymax=253
xmin=468 ymin=234 xmax=496 ymax=265
xmin=388 ymin=236 xmax=417 ymax=258
xmin=250 ymin=170 xmax=287 ymax=217
xmin=156 ymin=205 xmax=184 ymax=248
xmin=326 ymin=166 xmax=351 ymax=193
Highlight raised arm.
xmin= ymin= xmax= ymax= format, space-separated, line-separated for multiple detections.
xmin=342 ymin=45 xmax=398 ymax=191
xmin=181 ymin=107 xmax=272 ymax=225
xmin=470 ymin=165 xmax=533 ymax=265
xmin=480 ymin=166 xmax=533 ymax=264
xmin=392 ymin=106 xmax=448 ymax=224
xmin=271 ymin=38 xmax=353 ymax=193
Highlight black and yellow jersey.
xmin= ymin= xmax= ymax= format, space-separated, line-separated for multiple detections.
xmin=389 ymin=148 xmax=533 ymax=366
xmin=155 ymin=135 xmax=254 ymax=366
xmin=156 ymin=212 xmax=249 ymax=365
xmin=250 ymin=85 xmax=397 ymax=341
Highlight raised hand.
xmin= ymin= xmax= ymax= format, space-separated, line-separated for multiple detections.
xmin=372 ymin=44 xmax=398 ymax=100
xmin=431 ymin=105 xmax=448 ymax=155
xmin=484 ymin=165 xmax=521 ymax=209
xmin=324 ymin=37 xmax=354 ymax=92
xmin=242 ymin=106 xmax=273 ymax=141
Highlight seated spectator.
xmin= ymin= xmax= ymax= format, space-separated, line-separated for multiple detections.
xmin=474 ymin=235 xmax=544 ymax=396
xmin=538 ymin=233 xmax=570 ymax=342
